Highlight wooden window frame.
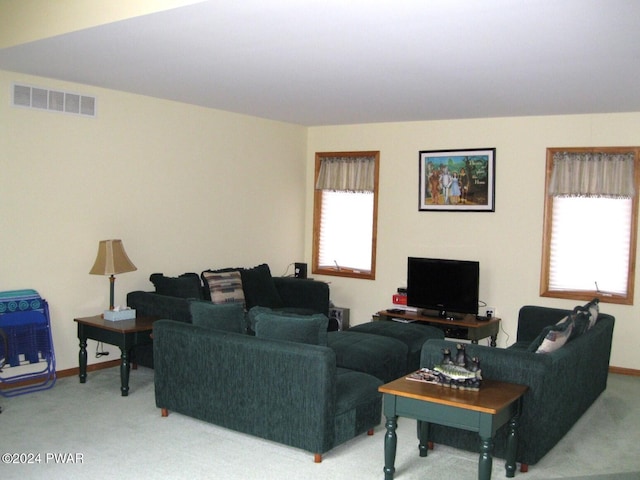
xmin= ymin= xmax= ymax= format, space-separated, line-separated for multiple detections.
xmin=540 ymin=146 xmax=640 ymax=305
xmin=312 ymin=151 xmax=380 ymax=280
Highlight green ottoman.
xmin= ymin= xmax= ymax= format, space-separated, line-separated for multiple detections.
xmin=347 ymin=320 xmax=444 ymax=373
xmin=328 ymin=331 xmax=408 ymax=383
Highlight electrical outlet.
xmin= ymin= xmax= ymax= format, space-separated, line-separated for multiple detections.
xmin=485 ymin=307 xmax=495 ymax=318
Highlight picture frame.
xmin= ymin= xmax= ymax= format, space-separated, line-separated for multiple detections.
xmin=419 ymin=148 xmax=495 ymax=212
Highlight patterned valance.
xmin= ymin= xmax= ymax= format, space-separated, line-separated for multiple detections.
xmin=549 ymin=152 xmax=635 ymax=198
xmin=315 ymin=156 xmax=375 ymax=193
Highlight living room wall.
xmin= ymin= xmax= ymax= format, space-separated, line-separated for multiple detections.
xmin=0 ymin=70 xmax=307 ymax=371
xmin=306 ymin=112 xmax=640 ymax=371
xmin=3 ymin=66 xmax=639 ymax=373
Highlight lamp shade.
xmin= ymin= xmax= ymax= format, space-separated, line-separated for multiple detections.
xmin=89 ymin=239 xmax=137 ymax=276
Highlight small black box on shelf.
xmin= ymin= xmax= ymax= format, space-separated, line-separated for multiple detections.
xmin=294 ymin=262 xmax=307 ymax=279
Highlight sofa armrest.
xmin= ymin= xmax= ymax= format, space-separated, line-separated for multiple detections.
xmin=126 ymin=291 xmax=192 ymax=323
xmin=273 ymin=277 xmax=330 ymax=315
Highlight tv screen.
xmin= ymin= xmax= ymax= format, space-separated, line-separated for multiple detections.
xmin=406 ymin=257 xmax=479 ymax=318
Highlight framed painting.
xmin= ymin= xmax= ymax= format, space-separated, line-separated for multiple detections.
xmin=419 ymin=148 xmax=495 ymax=212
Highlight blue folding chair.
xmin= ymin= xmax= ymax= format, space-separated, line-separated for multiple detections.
xmin=0 ymin=290 xmax=56 ymax=397
xmin=0 ymin=327 xmax=5 ymax=412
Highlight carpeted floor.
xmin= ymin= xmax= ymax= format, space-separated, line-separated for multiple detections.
xmin=1 ymin=367 xmax=639 ymax=479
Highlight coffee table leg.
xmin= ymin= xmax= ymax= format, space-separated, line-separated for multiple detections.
xmin=505 ymin=415 xmax=518 ymax=478
xmin=120 ymin=348 xmax=130 ymax=396
xmin=478 ymin=436 xmax=493 ymax=480
xmin=383 ymin=415 xmax=397 ymax=480
xmin=418 ymin=420 xmax=430 ymax=457
xmin=78 ymin=337 xmax=87 ymax=383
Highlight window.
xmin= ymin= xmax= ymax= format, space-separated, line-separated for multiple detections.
xmin=312 ymin=151 xmax=380 ymax=280
xmin=540 ymin=147 xmax=640 ymax=304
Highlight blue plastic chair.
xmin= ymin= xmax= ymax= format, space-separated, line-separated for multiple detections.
xmin=0 ymin=290 xmax=56 ymax=397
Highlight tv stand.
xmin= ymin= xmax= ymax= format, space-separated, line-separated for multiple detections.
xmin=420 ymin=309 xmax=463 ymax=321
xmin=378 ymin=310 xmax=500 ymax=346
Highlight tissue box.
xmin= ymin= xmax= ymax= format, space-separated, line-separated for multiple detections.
xmin=103 ymin=309 xmax=136 ymax=321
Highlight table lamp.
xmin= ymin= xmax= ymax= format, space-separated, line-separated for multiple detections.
xmin=89 ymin=239 xmax=137 ymax=312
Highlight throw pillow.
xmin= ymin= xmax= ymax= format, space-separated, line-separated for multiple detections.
xmin=247 ymin=306 xmax=272 ymax=333
xmin=570 ymin=310 xmax=589 ymax=340
xmin=254 ymin=312 xmax=329 ymax=346
xmin=202 ymin=270 xmax=245 ymax=306
xmin=150 ymin=273 xmax=203 ymax=299
xmin=586 ymin=298 xmax=600 ymax=329
xmin=570 ymin=298 xmax=601 ymax=340
xmin=531 ymin=315 xmax=574 ymax=354
xmin=240 ymin=264 xmax=284 ymax=310
xmin=189 ymin=301 xmax=245 ymax=334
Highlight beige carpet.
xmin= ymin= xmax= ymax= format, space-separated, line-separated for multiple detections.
xmin=1 ymin=367 xmax=639 ymax=480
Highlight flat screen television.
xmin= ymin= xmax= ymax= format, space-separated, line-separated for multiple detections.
xmin=406 ymin=257 xmax=479 ymax=319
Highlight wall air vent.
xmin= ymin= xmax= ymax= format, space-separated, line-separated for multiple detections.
xmin=12 ymin=83 xmax=96 ymax=117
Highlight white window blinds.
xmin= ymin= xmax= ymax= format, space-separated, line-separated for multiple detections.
xmin=317 ymin=190 xmax=374 ymax=271
xmin=549 ymin=196 xmax=632 ymax=295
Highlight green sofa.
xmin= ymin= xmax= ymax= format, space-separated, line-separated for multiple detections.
xmin=153 ymin=307 xmax=383 ymax=462
xmin=127 ymin=264 xmax=330 ymax=367
xmin=419 ymin=303 xmax=615 ymax=471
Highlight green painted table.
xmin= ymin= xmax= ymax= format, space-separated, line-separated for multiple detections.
xmin=379 ymin=375 xmax=527 ymax=480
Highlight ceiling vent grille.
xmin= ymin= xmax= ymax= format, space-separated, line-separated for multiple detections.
xmin=12 ymin=83 xmax=96 ymax=117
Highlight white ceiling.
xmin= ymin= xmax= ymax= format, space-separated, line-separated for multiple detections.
xmin=1 ymin=0 xmax=639 ymax=126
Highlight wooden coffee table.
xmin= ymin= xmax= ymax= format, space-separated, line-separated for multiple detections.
xmin=379 ymin=375 xmax=527 ymax=480
xmin=74 ymin=314 xmax=158 ymax=396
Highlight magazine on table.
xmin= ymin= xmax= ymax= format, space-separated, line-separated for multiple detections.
xmin=406 ymin=368 xmax=439 ymax=384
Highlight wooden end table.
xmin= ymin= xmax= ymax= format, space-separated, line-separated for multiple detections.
xmin=74 ymin=314 xmax=158 ymax=396
xmin=379 ymin=375 xmax=527 ymax=480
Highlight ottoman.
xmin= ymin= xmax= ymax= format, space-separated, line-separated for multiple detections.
xmin=328 ymin=331 xmax=408 ymax=383
xmin=347 ymin=320 xmax=445 ymax=373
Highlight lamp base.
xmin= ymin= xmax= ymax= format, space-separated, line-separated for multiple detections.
xmin=103 ymin=309 xmax=136 ymax=321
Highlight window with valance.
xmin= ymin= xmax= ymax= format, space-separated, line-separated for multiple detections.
xmin=541 ymin=147 xmax=640 ymax=304
xmin=313 ymin=151 xmax=379 ymax=279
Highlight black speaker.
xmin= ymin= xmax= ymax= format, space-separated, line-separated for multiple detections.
xmin=328 ymin=307 xmax=350 ymax=331
xmin=294 ymin=262 xmax=307 ymax=279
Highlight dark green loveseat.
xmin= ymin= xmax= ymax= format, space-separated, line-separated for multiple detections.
xmin=419 ymin=304 xmax=615 ymax=471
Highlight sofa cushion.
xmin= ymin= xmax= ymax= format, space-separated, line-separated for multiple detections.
xmin=334 ymin=367 xmax=382 ymax=414
xmin=506 ymin=340 xmax=531 ymax=351
xmin=254 ymin=311 xmax=328 ymax=346
xmin=190 ymin=301 xmax=245 ymax=334
xmin=328 ymin=331 xmax=408 ymax=382
xmin=247 ymin=306 xmax=323 ymax=334
xmin=348 ymin=321 xmax=444 ymax=372
xmin=529 ymin=315 xmax=574 ymax=353
xmin=202 ymin=270 xmax=245 ymax=305
xmin=240 ymin=264 xmax=284 ymax=310
xmin=150 ymin=273 xmax=204 ymax=300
